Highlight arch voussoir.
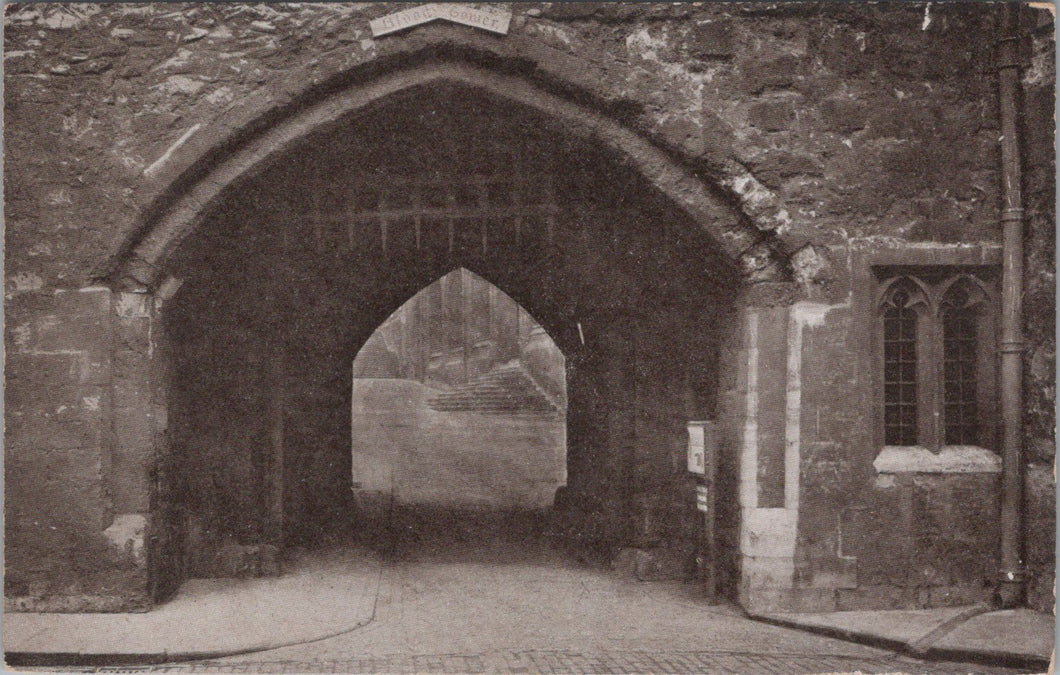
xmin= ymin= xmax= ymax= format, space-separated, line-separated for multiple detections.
xmin=112 ymin=59 xmax=789 ymax=288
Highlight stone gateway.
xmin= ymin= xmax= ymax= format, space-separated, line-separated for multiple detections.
xmin=3 ymin=2 xmax=1054 ymax=618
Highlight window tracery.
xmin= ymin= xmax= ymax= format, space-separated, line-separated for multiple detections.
xmin=875 ymin=270 xmax=997 ymax=452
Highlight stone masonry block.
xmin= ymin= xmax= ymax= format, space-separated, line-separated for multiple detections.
xmin=739 ymin=586 xmax=797 ymax=614
xmin=754 ymin=306 xmax=789 ymax=508
xmin=12 ymin=288 xmax=111 ymax=356
xmin=689 ymin=19 xmax=734 ymax=59
xmin=814 ymin=26 xmax=871 ymax=77
xmin=103 ymin=513 xmax=147 ymax=564
xmin=836 ymin=585 xmax=918 ymax=611
xmin=741 ymin=54 xmax=802 ymax=94
xmin=108 ymin=446 xmax=151 ymax=513
xmin=741 ymin=554 xmax=795 ymax=589
xmin=6 ymin=351 xmax=107 ymax=392
xmin=114 ymin=405 xmax=152 ymax=454
xmin=6 ymin=447 xmax=107 ymax=531
xmin=925 ymin=583 xmax=989 ymax=608
xmin=116 ymin=317 xmax=151 ymax=355
xmin=114 ymin=292 xmax=151 ymax=319
xmin=612 ymin=546 xmax=692 ymax=581
xmin=741 ymin=508 xmax=797 ymax=558
xmin=749 ymin=151 xmax=823 ymax=190
xmin=113 ymin=371 xmax=149 ymax=409
xmin=656 ymin=115 xmax=706 ymax=159
xmin=873 ymin=446 xmax=1001 ymax=474
xmin=52 ymin=287 xmax=112 ymax=319
xmin=786 ymin=587 xmax=838 ymax=612
xmin=540 ymin=2 xmax=600 ymax=20
xmin=6 ymin=385 xmax=108 ymax=450
xmin=748 ymin=99 xmax=795 ymax=132
xmin=698 ymin=110 xmax=737 ymax=168
xmin=7 ymin=409 xmax=102 ymax=452
xmin=811 ymin=560 xmax=858 ymax=590
xmin=820 ymin=97 xmax=868 ymax=134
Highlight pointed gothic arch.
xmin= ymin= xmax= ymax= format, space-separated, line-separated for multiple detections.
xmin=349 ymin=267 xmax=568 ymax=516
xmin=105 ymin=59 xmax=789 ymax=290
xmin=144 ymin=54 xmax=749 ymax=600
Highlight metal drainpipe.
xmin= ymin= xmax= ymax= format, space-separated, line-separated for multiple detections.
xmin=995 ymin=1 xmax=1027 ymax=609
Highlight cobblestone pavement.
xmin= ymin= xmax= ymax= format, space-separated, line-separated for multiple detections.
xmin=27 ymin=526 xmax=1042 ymax=675
xmin=45 ymin=650 xmax=1035 ymax=674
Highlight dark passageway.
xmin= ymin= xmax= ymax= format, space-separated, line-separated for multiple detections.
xmin=157 ymin=83 xmax=739 ymax=594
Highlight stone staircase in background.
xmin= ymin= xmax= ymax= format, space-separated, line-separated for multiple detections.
xmin=428 ymin=365 xmax=562 ymax=417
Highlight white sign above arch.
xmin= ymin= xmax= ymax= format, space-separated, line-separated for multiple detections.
xmin=370 ymin=4 xmax=512 ymax=37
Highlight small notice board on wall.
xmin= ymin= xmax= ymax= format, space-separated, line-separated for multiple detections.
xmin=687 ymin=420 xmax=718 ymax=602
xmin=687 ymin=420 xmax=715 ymax=476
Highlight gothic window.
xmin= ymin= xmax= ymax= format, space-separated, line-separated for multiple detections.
xmin=876 ymin=270 xmax=997 ymax=451
xmin=940 ymin=281 xmax=986 ymax=445
xmin=881 ymin=281 xmax=924 ymax=446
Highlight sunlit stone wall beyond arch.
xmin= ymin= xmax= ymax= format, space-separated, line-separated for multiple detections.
xmin=350 ymin=269 xmax=567 ymax=513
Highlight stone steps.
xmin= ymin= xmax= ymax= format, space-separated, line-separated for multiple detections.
xmin=428 ymin=366 xmax=560 ymax=416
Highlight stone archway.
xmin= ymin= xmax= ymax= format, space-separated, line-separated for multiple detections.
xmin=109 ymin=60 xmax=787 ymax=602
xmin=106 ymin=60 xmax=789 ymax=290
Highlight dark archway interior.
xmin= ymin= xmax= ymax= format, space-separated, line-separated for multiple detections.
xmin=159 ymin=82 xmax=739 ymax=589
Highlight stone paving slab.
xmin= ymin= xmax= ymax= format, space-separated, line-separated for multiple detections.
xmin=758 ymin=606 xmax=1054 ymax=672
xmin=931 ymin=609 xmax=1055 ymax=664
xmin=3 ymin=548 xmax=381 ymax=659
xmin=760 ymin=606 xmax=975 ymax=647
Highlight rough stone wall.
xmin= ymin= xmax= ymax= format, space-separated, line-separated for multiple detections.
xmin=1 ymin=2 xmax=1010 ymax=286
xmin=1020 ymin=8 xmax=1057 ymax=615
xmin=4 ymin=2 xmax=1054 ymax=612
xmin=840 ymin=473 xmax=1001 ymax=610
xmin=791 ymin=289 xmax=1008 ymax=611
xmin=5 ymin=288 xmax=155 ymax=611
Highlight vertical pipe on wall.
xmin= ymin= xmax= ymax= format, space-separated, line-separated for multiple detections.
xmin=995 ymin=1 xmax=1027 ymax=608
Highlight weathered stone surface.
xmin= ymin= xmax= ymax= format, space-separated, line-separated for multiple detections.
xmin=842 ymin=472 xmax=999 ymax=608
xmin=873 ymin=447 xmax=1002 ymax=474
xmin=611 ymin=546 xmax=693 ymax=581
xmin=753 ymin=307 xmax=789 ymax=508
xmin=689 ymin=19 xmax=734 ymax=59
xmin=741 ymin=54 xmax=803 ymax=94
xmin=819 ymin=97 xmax=867 ymax=134
xmin=747 ymin=99 xmax=796 ymax=132
xmin=750 ymin=151 xmax=823 ymax=191
xmin=790 ymin=245 xmax=833 ymax=285
xmin=1024 ymin=464 xmax=1056 ymax=614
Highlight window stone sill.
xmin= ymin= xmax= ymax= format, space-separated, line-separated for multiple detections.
xmin=874 ymin=446 xmax=1002 ymax=474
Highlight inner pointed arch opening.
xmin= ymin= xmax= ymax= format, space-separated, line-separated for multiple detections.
xmin=350 ymin=268 xmax=567 ymax=534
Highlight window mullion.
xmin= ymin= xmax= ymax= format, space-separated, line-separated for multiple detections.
xmin=916 ymin=308 xmax=938 ymax=450
xmin=929 ymin=304 xmax=949 ymax=452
